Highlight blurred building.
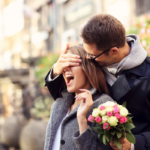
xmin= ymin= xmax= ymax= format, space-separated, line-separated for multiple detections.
xmin=0 ymin=0 xmax=150 ymax=118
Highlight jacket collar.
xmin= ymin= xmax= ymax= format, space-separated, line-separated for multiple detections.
xmin=110 ymin=59 xmax=146 ymax=101
xmin=61 ymin=87 xmax=98 ymax=117
xmin=123 ymin=59 xmax=146 ymax=77
xmin=61 ymin=87 xmax=97 ymax=98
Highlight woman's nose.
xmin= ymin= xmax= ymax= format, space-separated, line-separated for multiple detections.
xmin=64 ymin=67 xmax=71 ymax=72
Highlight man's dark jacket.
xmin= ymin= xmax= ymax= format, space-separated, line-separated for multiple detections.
xmin=45 ymin=57 xmax=150 ymax=150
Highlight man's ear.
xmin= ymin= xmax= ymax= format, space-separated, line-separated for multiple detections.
xmin=110 ymin=47 xmax=119 ymax=55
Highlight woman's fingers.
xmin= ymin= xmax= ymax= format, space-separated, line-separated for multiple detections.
xmin=76 ymin=92 xmax=92 ymax=104
xmin=76 ymin=90 xmax=91 ymax=99
xmin=79 ymin=89 xmax=90 ymax=93
xmin=75 ymin=93 xmax=87 ymax=100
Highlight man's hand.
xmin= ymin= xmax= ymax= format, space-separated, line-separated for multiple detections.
xmin=52 ymin=44 xmax=82 ymax=78
xmin=110 ymin=137 xmax=131 ymax=150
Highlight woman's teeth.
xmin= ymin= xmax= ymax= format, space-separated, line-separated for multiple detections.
xmin=66 ymin=76 xmax=74 ymax=85
xmin=66 ymin=75 xmax=73 ymax=78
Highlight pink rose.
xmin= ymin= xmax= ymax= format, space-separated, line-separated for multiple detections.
xmin=114 ymin=105 xmax=118 ymax=108
xmin=88 ymin=115 xmax=95 ymax=123
xmin=140 ymin=27 xmax=145 ymax=34
xmin=95 ymin=116 xmax=102 ymax=123
xmin=119 ymin=116 xmax=127 ymax=124
xmin=107 ymin=111 xmax=113 ymax=117
xmin=100 ymin=106 xmax=105 ymax=110
xmin=113 ymin=107 xmax=119 ymax=114
xmin=147 ymin=28 xmax=150 ymax=34
xmin=115 ymin=114 xmax=121 ymax=119
xmin=103 ymin=123 xmax=110 ymax=130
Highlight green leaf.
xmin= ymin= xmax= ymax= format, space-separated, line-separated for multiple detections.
xmin=92 ymin=126 xmax=101 ymax=130
xmin=122 ymin=134 xmax=125 ymax=139
xmin=114 ymin=138 xmax=123 ymax=150
xmin=100 ymin=134 xmax=103 ymax=143
xmin=98 ymin=130 xmax=104 ymax=134
xmin=114 ymin=138 xmax=118 ymax=146
xmin=127 ymin=117 xmax=133 ymax=123
xmin=123 ymin=123 xmax=135 ymax=131
xmin=116 ymin=131 xmax=122 ymax=138
xmin=126 ymin=132 xmax=136 ymax=144
xmin=110 ymin=130 xmax=116 ymax=136
xmin=122 ymin=102 xmax=126 ymax=107
xmin=104 ymin=133 xmax=109 ymax=142
xmin=103 ymin=135 xmax=106 ymax=145
xmin=116 ymin=141 xmax=123 ymax=150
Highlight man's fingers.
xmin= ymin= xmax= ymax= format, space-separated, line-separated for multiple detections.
xmin=60 ymin=58 xmax=81 ymax=63
xmin=62 ymin=53 xmax=80 ymax=59
xmin=62 ymin=62 xmax=80 ymax=69
xmin=66 ymin=43 xmax=69 ymax=50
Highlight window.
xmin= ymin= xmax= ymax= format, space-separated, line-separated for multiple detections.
xmin=135 ymin=0 xmax=150 ymax=15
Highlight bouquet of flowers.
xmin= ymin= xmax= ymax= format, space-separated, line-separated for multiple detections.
xmin=88 ymin=101 xmax=135 ymax=150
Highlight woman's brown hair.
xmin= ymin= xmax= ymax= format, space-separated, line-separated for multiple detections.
xmin=67 ymin=44 xmax=109 ymax=95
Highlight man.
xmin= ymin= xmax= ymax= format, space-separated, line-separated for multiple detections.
xmin=45 ymin=14 xmax=150 ymax=150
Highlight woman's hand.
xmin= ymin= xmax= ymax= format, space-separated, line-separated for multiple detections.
xmin=53 ymin=44 xmax=81 ymax=78
xmin=75 ymin=89 xmax=94 ymax=134
xmin=75 ymin=89 xmax=93 ymax=120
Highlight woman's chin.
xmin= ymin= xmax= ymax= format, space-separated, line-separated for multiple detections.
xmin=67 ymin=87 xmax=76 ymax=93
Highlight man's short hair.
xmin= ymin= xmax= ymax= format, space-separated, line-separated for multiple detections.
xmin=81 ymin=14 xmax=126 ymax=51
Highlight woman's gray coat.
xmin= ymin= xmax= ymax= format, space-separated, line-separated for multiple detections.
xmin=44 ymin=88 xmax=114 ymax=150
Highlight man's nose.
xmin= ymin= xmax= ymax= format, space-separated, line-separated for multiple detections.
xmin=86 ymin=54 xmax=91 ymax=59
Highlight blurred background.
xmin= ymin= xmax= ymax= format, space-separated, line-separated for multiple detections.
xmin=0 ymin=0 xmax=150 ymax=150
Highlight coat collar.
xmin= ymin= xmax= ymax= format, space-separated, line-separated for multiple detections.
xmin=123 ymin=59 xmax=146 ymax=77
xmin=60 ymin=87 xmax=98 ymax=119
xmin=110 ymin=59 xmax=147 ymax=101
xmin=61 ymin=87 xmax=97 ymax=98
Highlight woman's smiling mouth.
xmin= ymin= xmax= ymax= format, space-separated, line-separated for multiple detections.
xmin=65 ymin=74 xmax=74 ymax=86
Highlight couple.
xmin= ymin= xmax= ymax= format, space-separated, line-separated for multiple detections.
xmin=44 ymin=14 xmax=150 ymax=150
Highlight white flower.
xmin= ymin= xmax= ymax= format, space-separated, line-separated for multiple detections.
xmin=102 ymin=116 xmax=109 ymax=123
xmin=106 ymin=106 xmax=113 ymax=112
xmin=120 ymin=108 xmax=128 ymax=117
xmin=99 ymin=109 xmax=107 ymax=116
xmin=117 ymin=105 xmax=124 ymax=110
xmin=92 ymin=108 xmax=100 ymax=117
xmin=100 ymin=101 xmax=115 ymax=108
xmin=108 ymin=116 xmax=118 ymax=126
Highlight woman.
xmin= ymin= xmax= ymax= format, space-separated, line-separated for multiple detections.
xmin=44 ymin=44 xmax=114 ymax=150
